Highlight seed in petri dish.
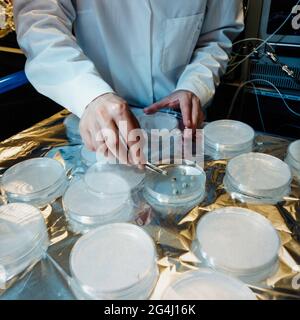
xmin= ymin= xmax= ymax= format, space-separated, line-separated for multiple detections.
xmin=182 ymin=183 xmax=189 ymax=189
xmin=172 ymin=189 xmax=180 ymax=195
xmin=171 ymin=177 xmax=177 ymax=182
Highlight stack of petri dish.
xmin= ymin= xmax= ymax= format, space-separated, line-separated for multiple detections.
xmin=63 ymin=178 xmax=134 ymax=233
xmin=1 ymin=158 xmax=68 ymax=207
xmin=137 ymin=112 xmax=181 ymax=162
xmin=161 ymin=269 xmax=256 ymax=300
xmin=137 ymin=112 xmax=179 ymax=134
xmin=285 ymin=140 xmax=300 ymax=183
xmin=143 ymin=161 xmax=206 ymax=217
xmin=0 ymin=203 xmax=49 ymax=286
xmin=70 ymin=223 xmax=159 ymax=299
xmin=63 ymin=163 xmax=144 ymax=233
xmin=194 ymin=207 xmax=281 ymax=284
xmin=204 ymin=120 xmax=255 ymax=160
xmin=63 ymin=114 xmax=82 ymax=144
xmin=224 ymin=153 xmax=292 ymax=204
xmin=80 ymin=146 xmax=108 ymax=168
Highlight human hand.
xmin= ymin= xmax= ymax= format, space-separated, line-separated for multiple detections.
xmin=144 ymin=90 xmax=205 ymax=130
xmin=79 ymin=93 xmax=144 ymax=166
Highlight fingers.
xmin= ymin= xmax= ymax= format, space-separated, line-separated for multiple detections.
xmin=180 ymin=95 xmax=192 ymax=129
xmin=115 ymin=109 xmax=143 ymax=166
xmin=96 ymin=117 xmax=129 ymax=164
xmin=144 ymin=99 xmax=171 ymax=114
xmin=79 ymin=119 xmax=95 ymax=151
xmin=191 ymin=96 xmax=200 ymax=130
xmin=85 ymin=130 xmax=95 ymax=151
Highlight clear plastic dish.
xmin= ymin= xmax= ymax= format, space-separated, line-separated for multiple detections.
xmin=63 ymin=178 xmax=133 ymax=233
xmin=1 ymin=158 xmax=68 ymax=207
xmin=205 ymin=144 xmax=253 ymax=161
xmin=225 ymin=153 xmax=292 ymax=199
xmin=223 ymin=174 xmax=290 ymax=204
xmin=285 ymin=140 xmax=300 ymax=183
xmin=195 ymin=207 xmax=280 ymax=284
xmin=0 ymin=203 xmax=49 ymax=286
xmin=143 ymin=162 xmax=206 ymax=217
xmin=286 ymin=140 xmax=300 ymax=169
xmin=137 ymin=113 xmax=179 ymax=133
xmin=80 ymin=146 xmax=108 ymax=168
xmin=204 ymin=120 xmax=255 ymax=151
xmin=70 ymin=223 xmax=158 ymax=299
xmin=63 ymin=114 xmax=82 ymax=144
xmin=84 ymin=163 xmax=145 ymax=197
xmin=161 ymin=269 xmax=256 ymax=300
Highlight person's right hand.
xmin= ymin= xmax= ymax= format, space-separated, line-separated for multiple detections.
xmin=79 ymin=93 xmax=144 ymax=166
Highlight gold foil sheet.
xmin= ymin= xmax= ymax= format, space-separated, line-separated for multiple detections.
xmin=0 ymin=110 xmax=299 ymax=300
xmin=0 ymin=0 xmax=15 ymax=38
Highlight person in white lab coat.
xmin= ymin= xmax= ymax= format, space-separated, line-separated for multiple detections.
xmin=14 ymin=0 xmax=244 ymax=164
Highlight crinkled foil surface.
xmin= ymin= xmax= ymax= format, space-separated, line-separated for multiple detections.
xmin=0 ymin=110 xmax=300 ymax=300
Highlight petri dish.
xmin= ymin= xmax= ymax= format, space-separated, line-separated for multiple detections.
xmin=144 ymin=164 xmax=206 ymax=204
xmin=162 ymin=269 xmax=256 ymax=300
xmin=84 ymin=163 xmax=145 ymax=197
xmin=63 ymin=179 xmax=133 ymax=232
xmin=143 ymin=162 xmax=206 ymax=217
xmin=195 ymin=207 xmax=280 ymax=283
xmin=204 ymin=120 xmax=255 ymax=151
xmin=0 ymin=203 xmax=49 ymax=284
xmin=223 ymin=174 xmax=290 ymax=204
xmin=286 ymin=140 xmax=300 ymax=167
xmin=226 ymin=153 xmax=292 ymax=198
xmin=137 ymin=113 xmax=179 ymax=133
xmin=285 ymin=140 xmax=300 ymax=179
xmin=70 ymin=223 xmax=158 ymax=299
xmin=1 ymin=158 xmax=68 ymax=207
xmin=205 ymin=144 xmax=253 ymax=161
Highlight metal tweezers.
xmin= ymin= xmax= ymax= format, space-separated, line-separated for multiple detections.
xmin=145 ymin=162 xmax=168 ymax=176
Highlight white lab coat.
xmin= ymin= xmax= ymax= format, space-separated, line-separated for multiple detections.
xmin=14 ymin=0 xmax=244 ymax=118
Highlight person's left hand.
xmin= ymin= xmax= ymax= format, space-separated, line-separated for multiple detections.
xmin=144 ymin=90 xmax=205 ymax=130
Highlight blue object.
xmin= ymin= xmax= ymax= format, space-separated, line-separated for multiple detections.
xmin=0 ymin=71 xmax=29 ymax=94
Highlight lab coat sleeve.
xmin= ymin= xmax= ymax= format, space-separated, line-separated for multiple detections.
xmin=13 ymin=0 xmax=115 ymax=118
xmin=175 ymin=0 xmax=244 ymax=108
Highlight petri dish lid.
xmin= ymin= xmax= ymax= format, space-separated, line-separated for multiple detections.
xmin=196 ymin=207 xmax=280 ymax=274
xmin=2 ymin=158 xmax=66 ymax=196
xmin=70 ymin=223 xmax=156 ymax=293
xmin=84 ymin=163 xmax=145 ymax=197
xmin=137 ymin=113 xmax=179 ymax=133
xmin=204 ymin=120 xmax=254 ymax=149
xmin=162 ymin=269 xmax=256 ymax=300
xmin=63 ymin=179 xmax=129 ymax=220
xmin=226 ymin=153 xmax=292 ymax=194
xmin=145 ymin=164 xmax=206 ymax=204
xmin=0 ymin=203 xmax=45 ymax=261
